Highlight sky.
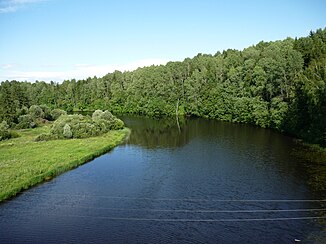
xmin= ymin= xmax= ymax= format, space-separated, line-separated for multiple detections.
xmin=0 ymin=0 xmax=325 ymax=82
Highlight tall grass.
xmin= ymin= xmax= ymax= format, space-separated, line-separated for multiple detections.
xmin=0 ymin=125 xmax=130 ymax=202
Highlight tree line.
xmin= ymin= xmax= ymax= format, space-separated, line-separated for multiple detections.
xmin=1 ymin=28 xmax=325 ymax=146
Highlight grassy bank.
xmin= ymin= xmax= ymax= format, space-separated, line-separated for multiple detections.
xmin=0 ymin=125 xmax=130 ymax=202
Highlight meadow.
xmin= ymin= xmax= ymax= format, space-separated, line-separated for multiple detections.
xmin=0 ymin=125 xmax=130 ymax=202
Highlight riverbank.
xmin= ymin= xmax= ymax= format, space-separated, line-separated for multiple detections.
xmin=0 ymin=125 xmax=130 ymax=202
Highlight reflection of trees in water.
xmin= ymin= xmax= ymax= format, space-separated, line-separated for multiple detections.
xmin=123 ymin=115 xmax=326 ymax=202
xmin=122 ymin=115 xmax=297 ymax=152
xmin=292 ymin=145 xmax=326 ymax=199
xmin=122 ymin=115 xmax=190 ymax=148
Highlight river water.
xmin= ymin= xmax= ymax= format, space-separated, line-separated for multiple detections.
xmin=0 ymin=116 xmax=325 ymax=243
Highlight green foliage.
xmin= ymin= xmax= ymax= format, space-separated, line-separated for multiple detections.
xmin=92 ymin=110 xmax=124 ymax=130
xmin=111 ymin=118 xmax=125 ymax=130
xmin=29 ymin=105 xmax=45 ymax=119
xmin=12 ymin=105 xmax=66 ymax=130
xmin=63 ymin=124 xmax=73 ymax=138
xmin=16 ymin=114 xmax=36 ymax=129
xmin=0 ymin=125 xmax=130 ymax=202
xmin=270 ymin=97 xmax=288 ymax=129
xmin=51 ymin=114 xmax=95 ymax=139
xmin=39 ymin=104 xmax=52 ymax=120
xmin=0 ymin=121 xmax=19 ymax=141
xmin=50 ymin=111 xmax=124 ymax=139
xmin=50 ymin=108 xmax=67 ymax=120
xmin=0 ymin=80 xmax=29 ymax=124
xmin=0 ymin=121 xmax=11 ymax=141
xmin=92 ymin=109 xmax=114 ymax=121
xmin=34 ymin=132 xmax=56 ymax=141
xmin=0 ymin=121 xmax=9 ymax=130
xmin=1 ymin=28 xmax=325 ymax=146
xmin=17 ymin=106 xmax=29 ymax=116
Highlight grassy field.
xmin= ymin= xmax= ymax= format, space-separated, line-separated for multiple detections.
xmin=0 ymin=125 xmax=130 ymax=202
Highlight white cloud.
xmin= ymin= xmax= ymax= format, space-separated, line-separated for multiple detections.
xmin=0 ymin=58 xmax=169 ymax=82
xmin=74 ymin=64 xmax=92 ymax=68
xmin=40 ymin=63 xmax=60 ymax=68
xmin=0 ymin=0 xmax=46 ymax=13
xmin=1 ymin=63 xmax=16 ymax=69
xmin=0 ymin=5 xmax=16 ymax=13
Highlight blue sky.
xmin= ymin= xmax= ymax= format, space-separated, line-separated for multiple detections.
xmin=0 ymin=0 xmax=325 ymax=82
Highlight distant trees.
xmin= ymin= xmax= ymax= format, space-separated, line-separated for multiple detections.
xmin=15 ymin=105 xmax=52 ymax=129
xmin=1 ymin=28 xmax=325 ymax=146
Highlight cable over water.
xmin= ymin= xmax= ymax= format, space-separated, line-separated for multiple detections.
xmin=3 ymin=210 xmax=326 ymax=222
xmin=21 ymin=192 xmax=326 ymax=202
xmin=5 ymin=200 xmax=326 ymax=213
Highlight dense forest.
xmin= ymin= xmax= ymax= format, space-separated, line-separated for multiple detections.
xmin=1 ymin=28 xmax=325 ymax=146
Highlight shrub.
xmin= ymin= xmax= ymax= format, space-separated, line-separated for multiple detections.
xmin=10 ymin=130 xmax=20 ymax=139
xmin=92 ymin=110 xmax=115 ymax=122
xmin=29 ymin=105 xmax=45 ymax=119
xmin=95 ymin=119 xmax=109 ymax=132
xmin=0 ymin=121 xmax=19 ymax=141
xmin=100 ymin=110 xmax=115 ymax=122
xmin=50 ymin=109 xmax=67 ymax=120
xmin=34 ymin=133 xmax=56 ymax=141
xmin=39 ymin=105 xmax=52 ymax=120
xmin=51 ymin=114 xmax=100 ymax=139
xmin=92 ymin=110 xmax=124 ymax=131
xmin=111 ymin=118 xmax=124 ymax=130
xmin=0 ymin=121 xmax=11 ymax=141
xmin=92 ymin=110 xmax=104 ymax=121
xmin=51 ymin=114 xmax=80 ymax=137
xmin=63 ymin=124 xmax=72 ymax=138
xmin=17 ymin=106 xmax=29 ymax=116
xmin=50 ymin=112 xmax=124 ymax=140
xmin=72 ymin=120 xmax=99 ymax=138
xmin=16 ymin=115 xmax=36 ymax=129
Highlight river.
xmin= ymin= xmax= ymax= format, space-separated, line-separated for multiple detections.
xmin=0 ymin=115 xmax=325 ymax=243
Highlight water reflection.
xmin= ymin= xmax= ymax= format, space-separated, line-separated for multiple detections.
xmin=123 ymin=115 xmax=297 ymax=155
xmin=0 ymin=115 xmax=325 ymax=243
xmin=122 ymin=115 xmax=325 ymax=200
xmin=121 ymin=115 xmax=190 ymax=148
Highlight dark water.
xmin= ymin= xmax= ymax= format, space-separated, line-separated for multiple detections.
xmin=0 ymin=116 xmax=325 ymax=243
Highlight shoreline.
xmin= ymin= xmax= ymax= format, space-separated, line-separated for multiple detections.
xmin=0 ymin=126 xmax=130 ymax=203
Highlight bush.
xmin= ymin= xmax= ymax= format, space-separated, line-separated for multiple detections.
xmin=51 ymin=114 xmax=100 ymax=139
xmin=92 ymin=110 xmax=114 ymax=121
xmin=92 ymin=110 xmax=124 ymax=131
xmin=50 ymin=112 xmax=124 ymax=139
xmin=111 ymin=118 xmax=124 ymax=129
xmin=39 ymin=105 xmax=52 ymax=120
xmin=0 ymin=121 xmax=11 ymax=141
xmin=73 ymin=120 xmax=99 ymax=138
xmin=14 ymin=105 xmax=55 ymax=129
xmin=10 ymin=130 xmax=20 ymax=139
xmin=16 ymin=115 xmax=36 ymax=129
xmin=92 ymin=110 xmax=104 ymax=121
xmin=34 ymin=133 xmax=56 ymax=141
xmin=51 ymin=109 xmax=67 ymax=120
xmin=0 ymin=121 xmax=19 ymax=141
xmin=29 ymin=105 xmax=44 ymax=119
xmin=17 ymin=106 xmax=29 ymax=116
xmin=63 ymin=124 xmax=73 ymax=138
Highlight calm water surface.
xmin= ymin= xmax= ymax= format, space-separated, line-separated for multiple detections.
xmin=0 ymin=116 xmax=325 ymax=243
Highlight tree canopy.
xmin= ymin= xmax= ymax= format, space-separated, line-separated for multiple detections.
xmin=1 ymin=28 xmax=325 ymax=146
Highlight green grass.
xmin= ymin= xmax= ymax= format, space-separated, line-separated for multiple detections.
xmin=0 ymin=125 xmax=130 ymax=202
